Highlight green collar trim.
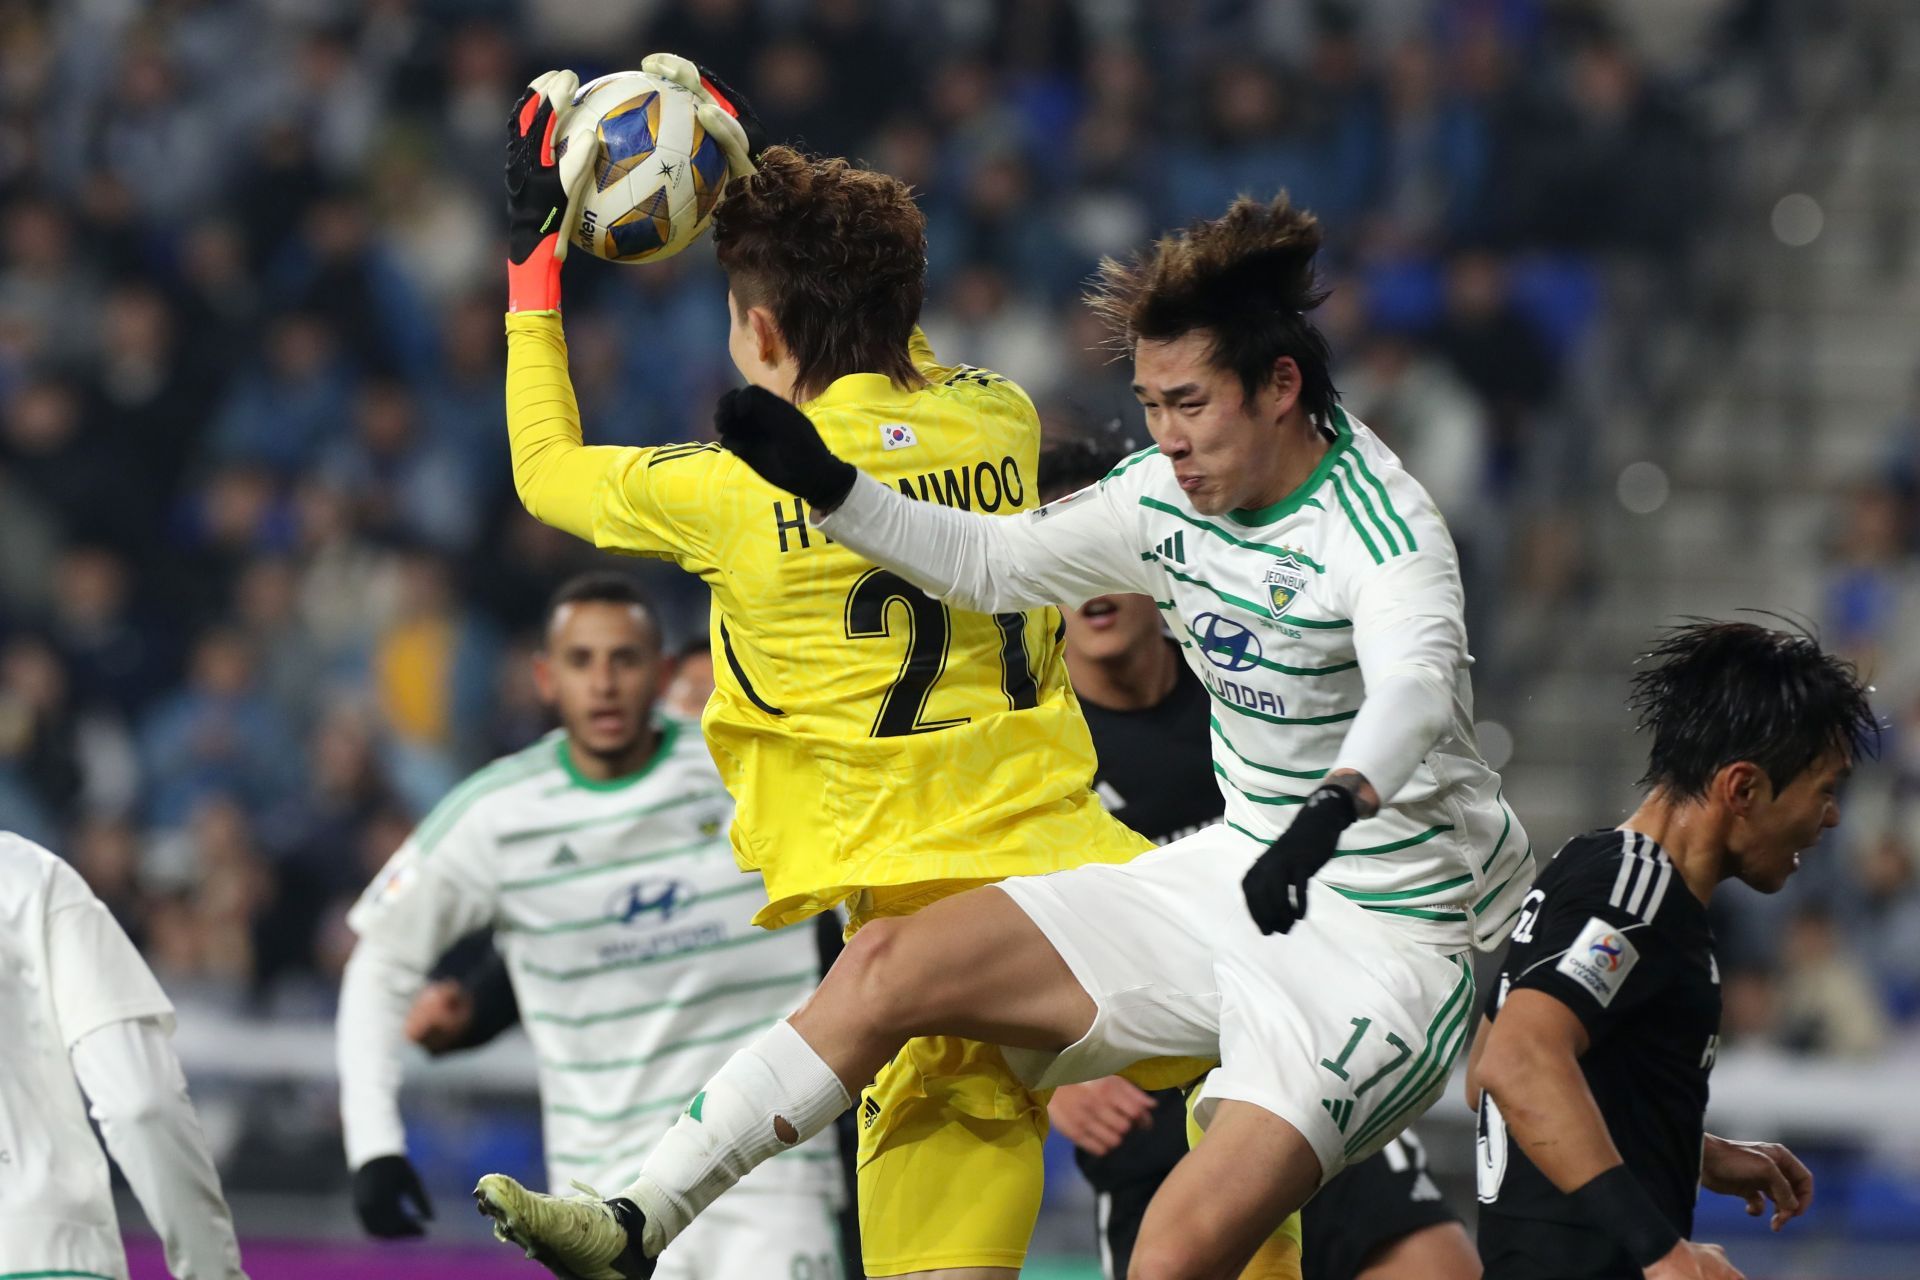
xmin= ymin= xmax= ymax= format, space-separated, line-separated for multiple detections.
xmin=1225 ymin=404 xmax=1353 ymax=527
xmin=558 ymin=719 xmax=679 ymax=792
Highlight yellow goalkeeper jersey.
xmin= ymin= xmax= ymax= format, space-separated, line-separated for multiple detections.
xmin=505 ymin=312 xmax=1150 ymax=927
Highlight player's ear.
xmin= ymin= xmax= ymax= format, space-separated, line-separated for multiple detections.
xmin=746 ymin=304 xmax=784 ymax=365
xmin=531 ymin=649 xmax=557 ymax=705
xmin=1265 ymin=355 xmax=1301 ymax=422
xmin=1719 ymin=760 xmax=1767 ymax=815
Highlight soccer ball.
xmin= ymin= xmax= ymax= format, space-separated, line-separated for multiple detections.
xmin=561 ymin=70 xmax=732 ymax=265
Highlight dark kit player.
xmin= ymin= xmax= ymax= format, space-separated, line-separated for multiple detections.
xmin=1468 ymin=620 xmax=1874 ymax=1280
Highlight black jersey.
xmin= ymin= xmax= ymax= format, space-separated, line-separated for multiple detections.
xmin=1080 ymin=647 xmax=1222 ymax=846
xmin=1476 ymin=829 xmax=1721 ymax=1280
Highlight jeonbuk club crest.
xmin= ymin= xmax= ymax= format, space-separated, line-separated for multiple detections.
xmin=1263 ymin=554 xmax=1309 ymax=618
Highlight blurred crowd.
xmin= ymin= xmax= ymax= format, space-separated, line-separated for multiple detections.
xmin=1706 ymin=372 xmax=1920 ymax=1058
xmin=0 ymin=0 xmax=1825 ymax=1032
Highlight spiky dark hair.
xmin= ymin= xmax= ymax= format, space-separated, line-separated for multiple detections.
xmin=1628 ymin=618 xmax=1879 ymax=798
xmin=1087 ymin=193 xmax=1336 ymax=417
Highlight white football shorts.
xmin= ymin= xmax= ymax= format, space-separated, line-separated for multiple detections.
xmin=995 ymin=823 xmax=1476 ymax=1181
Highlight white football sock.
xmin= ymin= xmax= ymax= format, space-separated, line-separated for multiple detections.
xmin=616 ymin=1019 xmax=851 ymax=1255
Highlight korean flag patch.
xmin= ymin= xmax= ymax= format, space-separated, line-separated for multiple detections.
xmin=880 ymin=423 xmax=918 ymax=450
xmin=1555 ymin=917 xmax=1641 ymax=1007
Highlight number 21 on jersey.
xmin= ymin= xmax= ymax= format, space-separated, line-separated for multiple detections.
xmin=843 ymin=568 xmax=1039 ymax=737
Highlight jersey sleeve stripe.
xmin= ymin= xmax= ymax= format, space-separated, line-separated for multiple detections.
xmin=1608 ymin=834 xmax=1640 ymax=907
xmin=1627 ymin=852 xmax=1672 ymax=919
xmin=415 ymin=751 xmax=558 ymax=855
xmin=526 ymin=971 xmax=817 ymax=1028
xmin=1101 ymin=445 xmax=1159 ymax=483
xmin=1329 ymin=470 xmax=1386 ymax=564
xmin=1208 ymin=715 xmax=1333 ymax=778
xmin=1347 ymin=449 xmax=1419 ymax=551
xmin=1334 ymin=456 xmax=1403 ymax=556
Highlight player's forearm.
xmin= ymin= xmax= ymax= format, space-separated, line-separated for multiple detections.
xmin=817 ymin=471 xmax=1073 ymax=612
xmin=504 ymin=311 xmax=625 ymax=542
xmin=1479 ymin=1031 xmax=1624 ymax=1192
xmin=1330 ymin=668 xmax=1451 ymax=809
xmin=337 ymin=942 xmax=430 ymax=1168
xmin=72 ymin=1019 xmax=248 ymax=1279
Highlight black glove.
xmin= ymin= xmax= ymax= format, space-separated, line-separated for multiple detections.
xmin=353 ymin=1153 xmax=434 ymax=1238
xmin=715 ymin=386 xmax=858 ymax=509
xmin=1242 ymin=784 xmax=1360 ymax=935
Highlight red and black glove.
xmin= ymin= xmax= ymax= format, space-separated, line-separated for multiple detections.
xmin=505 ymin=70 xmax=589 ymax=313
xmin=640 ymin=53 xmax=766 ymax=180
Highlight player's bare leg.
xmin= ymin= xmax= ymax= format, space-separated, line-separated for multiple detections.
xmin=478 ymin=884 xmax=1093 ymax=1278
xmin=791 ymin=884 xmax=1097 ymax=1085
xmin=1128 ymin=1102 xmax=1322 ymax=1280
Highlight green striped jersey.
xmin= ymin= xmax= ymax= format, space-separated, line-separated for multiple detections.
xmin=345 ymin=721 xmax=836 ymax=1195
xmin=1096 ymin=408 xmax=1531 ymax=947
xmin=819 ymin=405 xmax=1534 ymax=950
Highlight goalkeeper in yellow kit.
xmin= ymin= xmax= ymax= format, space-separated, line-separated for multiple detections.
xmin=492 ymin=63 xmax=1156 ymax=1279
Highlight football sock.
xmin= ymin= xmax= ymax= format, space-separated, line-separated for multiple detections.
xmin=616 ymin=1020 xmax=851 ymax=1255
xmin=1238 ymin=1220 xmax=1304 ymax=1279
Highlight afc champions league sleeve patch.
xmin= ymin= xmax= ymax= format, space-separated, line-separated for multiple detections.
xmin=1555 ymin=916 xmax=1641 ymax=1007
xmin=879 ymin=422 xmax=918 ymax=450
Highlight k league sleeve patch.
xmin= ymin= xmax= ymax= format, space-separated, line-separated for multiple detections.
xmin=1555 ymin=916 xmax=1641 ymax=1007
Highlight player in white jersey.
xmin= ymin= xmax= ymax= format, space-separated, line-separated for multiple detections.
xmin=336 ymin=573 xmax=842 ymax=1278
xmin=0 ymin=831 xmax=248 ymax=1280
xmin=471 ymin=197 xmax=1529 ymax=1280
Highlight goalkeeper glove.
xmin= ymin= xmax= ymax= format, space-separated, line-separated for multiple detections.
xmin=714 ymin=386 xmax=857 ymax=509
xmin=505 ymin=69 xmax=593 ymax=314
xmin=353 ymin=1153 xmax=434 ymax=1238
xmin=640 ymin=52 xmax=767 ymax=180
xmin=1242 ymin=783 xmax=1360 ymax=935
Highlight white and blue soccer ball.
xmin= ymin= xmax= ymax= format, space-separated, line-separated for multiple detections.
xmin=561 ymin=70 xmax=731 ymax=265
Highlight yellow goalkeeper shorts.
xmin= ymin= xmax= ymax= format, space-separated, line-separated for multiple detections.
xmin=855 ymin=1032 xmax=1048 ymax=1275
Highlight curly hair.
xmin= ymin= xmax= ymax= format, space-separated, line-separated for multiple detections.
xmin=712 ymin=146 xmax=927 ymax=399
xmin=1088 ymin=193 xmax=1336 ymax=417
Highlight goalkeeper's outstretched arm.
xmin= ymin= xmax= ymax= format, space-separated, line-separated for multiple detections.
xmin=504 ymin=312 xmax=633 ymax=541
